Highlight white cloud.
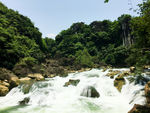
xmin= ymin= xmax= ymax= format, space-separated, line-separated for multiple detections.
xmin=46 ymin=33 xmax=57 ymax=39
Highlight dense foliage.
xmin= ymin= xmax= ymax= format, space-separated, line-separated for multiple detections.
xmin=0 ymin=0 xmax=150 ymax=70
xmin=0 ymin=2 xmax=45 ymax=69
xmin=52 ymin=17 xmax=131 ymax=67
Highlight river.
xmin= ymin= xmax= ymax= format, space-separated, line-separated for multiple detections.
xmin=0 ymin=69 xmax=146 ymax=113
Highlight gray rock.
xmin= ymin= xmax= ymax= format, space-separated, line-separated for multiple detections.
xmin=81 ymin=86 xmax=100 ymax=98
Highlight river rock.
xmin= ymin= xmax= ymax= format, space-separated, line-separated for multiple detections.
xmin=27 ymin=73 xmax=44 ymax=81
xmin=114 ymin=75 xmax=125 ymax=92
xmin=145 ymin=81 xmax=150 ymax=104
xmin=0 ymin=81 xmax=10 ymax=87
xmin=19 ymin=97 xmax=30 ymax=105
xmin=48 ymin=74 xmax=56 ymax=78
xmin=9 ymin=76 xmax=20 ymax=89
xmin=19 ymin=77 xmax=32 ymax=84
xmin=128 ymin=104 xmax=150 ymax=113
xmin=80 ymin=86 xmax=100 ymax=98
xmin=130 ymin=67 xmax=136 ymax=73
xmin=0 ymin=68 xmax=20 ymax=90
xmin=106 ymin=70 xmax=121 ymax=78
xmin=64 ymin=79 xmax=80 ymax=87
xmin=78 ymin=68 xmax=91 ymax=73
xmin=119 ymin=71 xmax=130 ymax=77
xmin=0 ymin=85 xmax=9 ymax=96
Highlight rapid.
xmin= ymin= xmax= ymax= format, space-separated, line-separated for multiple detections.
xmin=0 ymin=69 xmax=146 ymax=113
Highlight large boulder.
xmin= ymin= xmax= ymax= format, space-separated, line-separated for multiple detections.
xmin=114 ymin=75 xmax=125 ymax=92
xmin=145 ymin=81 xmax=150 ymax=104
xmin=80 ymin=86 xmax=100 ymax=98
xmin=27 ymin=73 xmax=44 ymax=81
xmin=106 ymin=70 xmax=121 ymax=79
xmin=0 ymin=85 xmax=9 ymax=96
xmin=64 ymin=79 xmax=80 ymax=87
xmin=128 ymin=104 xmax=150 ymax=113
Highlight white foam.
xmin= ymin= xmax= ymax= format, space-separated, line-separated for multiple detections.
xmin=0 ymin=69 xmax=146 ymax=113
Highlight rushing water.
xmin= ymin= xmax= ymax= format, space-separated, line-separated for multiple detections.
xmin=0 ymin=69 xmax=146 ymax=113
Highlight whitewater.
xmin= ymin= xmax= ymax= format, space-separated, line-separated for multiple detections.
xmin=0 ymin=69 xmax=146 ymax=113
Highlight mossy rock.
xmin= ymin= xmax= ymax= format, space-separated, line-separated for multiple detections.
xmin=20 ymin=80 xmax=35 ymax=94
xmin=118 ymin=71 xmax=131 ymax=78
xmin=106 ymin=70 xmax=121 ymax=79
xmin=114 ymin=75 xmax=125 ymax=92
xmin=64 ymin=79 xmax=80 ymax=87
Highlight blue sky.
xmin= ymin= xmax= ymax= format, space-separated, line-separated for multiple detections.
xmin=0 ymin=0 xmax=142 ymax=38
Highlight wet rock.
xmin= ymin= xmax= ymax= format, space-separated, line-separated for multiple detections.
xmin=102 ymin=67 xmax=107 ymax=72
xmin=19 ymin=97 xmax=30 ymax=105
xmin=64 ymin=79 xmax=80 ymax=87
xmin=9 ymin=76 xmax=20 ymax=90
xmin=81 ymin=86 xmax=100 ymax=98
xmin=144 ymin=65 xmax=150 ymax=69
xmin=119 ymin=71 xmax=130 ymax=77
xmin=135 ymin=75 xmax=149 ymax=85
xmin=130 ymin=67 xmax=136 ymax=73
xmin=78 ymin=68 xmax=91 ymax=72
xmin=19 ymin=78 xmax=35 ymax=94
xmin=127 ymin=76 xmax=135 ymax=83
xmin=114 ymin=75 xmax=125 ymax=92
xmin=106 ymin=70 xmax=121 ymax=79
xmin=48 ymin=74 xmax=56 ymax=78
xmin=145 ymin=81 xmax=150 ymax=104
xmin=144 ymin=65 xmax=150 ymax=73
xmin=0 ymin=81 xmax=10 ymax=87
xmin=21 ymin=83 xmax=33 ymax=94
xmin=146 ymin=72 xmax=150 ymax=75
xmin=19 ymin=77 xmax=32 ymax=84
xmin=0 ymin=85 xmax=9 ymax=96
xmin=67 ymin=70 xmax=77 ymax=73
xmin=27 ymin=73 xmax=44 ymax=81
xmin=128 ymin=104 xmax=150 ymax=113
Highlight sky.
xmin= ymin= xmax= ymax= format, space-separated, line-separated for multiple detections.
xmin=0 ymin=0 xmax=142 ymax=39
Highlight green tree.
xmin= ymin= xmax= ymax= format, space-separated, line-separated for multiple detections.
xmin=75 ymin=48 xmax=94 ymax=67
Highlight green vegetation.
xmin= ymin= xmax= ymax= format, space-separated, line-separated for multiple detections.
xmin=0 ymin=0 xmax=150 ymax=72
xmin=0 ymin=2 xmax=44 ymax=69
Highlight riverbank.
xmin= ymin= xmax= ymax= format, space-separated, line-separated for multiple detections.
xmin=0 ymin=60 xmax=150 ymax=96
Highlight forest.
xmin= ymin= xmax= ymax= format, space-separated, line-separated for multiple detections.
xmin=0 ymin=1 xmax=150 ymax=113
xmin=0 ymin=0 xmax=150 ymax=71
